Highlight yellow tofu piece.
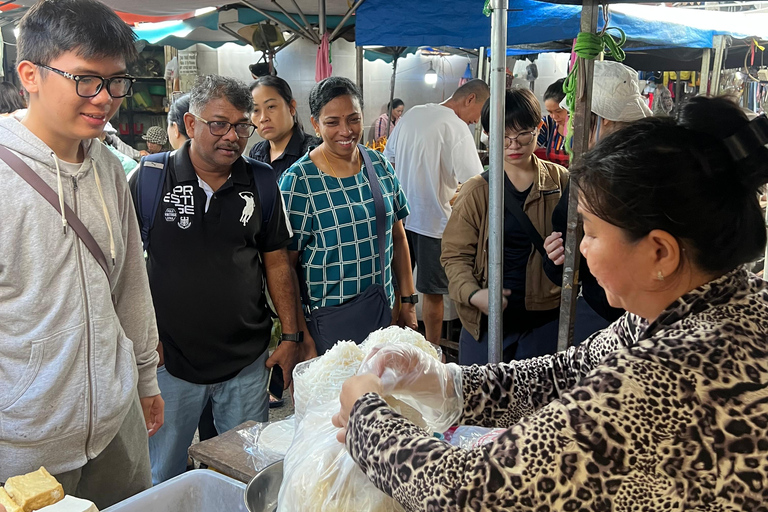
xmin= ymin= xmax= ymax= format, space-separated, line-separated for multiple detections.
xmin=5 ymin=467 xmax=64 ymax=512
xmin=0 ymin=487 xmax=23 ymax=512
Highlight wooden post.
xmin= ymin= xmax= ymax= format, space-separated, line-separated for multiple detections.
xmin=556 ymin=0 xmax=599 ymax=353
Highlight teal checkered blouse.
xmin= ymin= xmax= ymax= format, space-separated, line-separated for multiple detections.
xmin=279 ymin=147 xmax=409 ymax=310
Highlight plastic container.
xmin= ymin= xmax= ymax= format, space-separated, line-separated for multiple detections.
xmin=103 ymin=470 xmax=247 ymax=512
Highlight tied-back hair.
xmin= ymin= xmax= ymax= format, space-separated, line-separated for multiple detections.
xmin=571 ymin=96 xmax=768 ymax=275
xmin=544 ymin=79 xmax=566 ymax=104
xmin=309 ymin=76 xmax=363 ymax=119
xmin=167 ymin=94 xmax=190 ymax=139
xmin=17 ymin=0 xmax=138 ymax=66
xmin=250 ymin=75 xmax=304 ymax=133
xmin=189 ymin=75 xmax=253 ymax=116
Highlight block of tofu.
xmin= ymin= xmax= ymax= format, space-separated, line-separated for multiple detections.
xmin=36 ymin=495 xmax=99 ymax=512
xmin=4 ymin=467 xmax=64 ymax=512
xmin=0 ymin=487 xmax=23 ymax=512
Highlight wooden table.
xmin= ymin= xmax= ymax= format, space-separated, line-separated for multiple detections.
xmin=188 ymin=420 xmax=261 ymax=483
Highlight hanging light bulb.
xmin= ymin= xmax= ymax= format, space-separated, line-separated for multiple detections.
xmin=424 ymin=61 xmax=438 ymax=85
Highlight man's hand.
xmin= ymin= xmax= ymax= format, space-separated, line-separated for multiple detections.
xmin=396 ymin=303 xmax=418 ymax=330
xmin=266 ymin=341 xmax=302 ymax=388
xmin=469 ymin=288 xmax=511 ymax=315
xmin=140 ymin=394 xmax=165 ymax=437
xmin=544 ymin=231 xmax=565 ymax=265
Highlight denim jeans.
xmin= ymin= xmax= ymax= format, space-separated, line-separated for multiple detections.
xmin=148 ymin=350 xmax=269 ymax=484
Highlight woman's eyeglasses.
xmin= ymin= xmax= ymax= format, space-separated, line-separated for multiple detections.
xmin=504 ymin=131 xmax=537 ymax=147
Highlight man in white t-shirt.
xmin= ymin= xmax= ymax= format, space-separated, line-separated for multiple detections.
xmin=384 ymin=79 xmax=488 ymax=346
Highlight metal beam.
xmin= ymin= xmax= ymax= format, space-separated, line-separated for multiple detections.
xmin=218 ymin=23 xmax=257 ymax=46
xmin=274 ymin=33 xmax=300 ymax=55
xmin=556 ymin=0 xmax=599 ymax=353
xmin=239 ymin=0 xmax=317 ymax=44
xmin=711 ymin=35 xmax=727 ymax=95
xmin=699 ymin=48 xmax=711 ymax=96
xmin=271 ymin=0 xmax=320 ymax=44
xmin=288 ymin=0 xmax=314 ymax=36
xmin=319 ymin=0 xmax=326 ymax=36
xmin=487 ymin=0 xmax=509 ymax=364
xmin=356 ymin=45 xmax=364 ymax=102
xmin=329 ymin=0 xmax=365 ymax=41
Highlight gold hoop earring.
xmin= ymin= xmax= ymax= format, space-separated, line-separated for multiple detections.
xmin=657 ymin=270 xmax=665 ymax=281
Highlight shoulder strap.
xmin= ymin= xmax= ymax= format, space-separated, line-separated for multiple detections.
xmin=0 ymin=145 xmax=114 ymax=290
xmin=136 ymin=151 xmax=170 ymax=250
xmin=358 ymin=144 xmax=388 ymax=285
xmin=244 ymin=156 xmax=277 ymax=232
xmin=482 ymin=171 xmax=547 ymax=258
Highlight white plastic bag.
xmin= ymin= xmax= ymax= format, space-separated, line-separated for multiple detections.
xmin=238 ymin=416 xmax=295 ymax=472
xmin=443 ymin=425 xmax=506 ymax=449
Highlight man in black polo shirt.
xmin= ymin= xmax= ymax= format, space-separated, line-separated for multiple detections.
xmin=129 ymin=75 xmax=311 ymax=484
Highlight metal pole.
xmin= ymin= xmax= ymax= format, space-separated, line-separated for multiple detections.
xmin=271 ymin=0 xmax=320 ymax=44
xmin=239 ymin=0 xmax=316 ymax=44
xmin=711 ymin=35 xmax=726 ymax=96
xmin=475 ymin=46 xmax=488 ymax=148
xmin=356 ymin=45 xmax=364 ymax=103
xmin=699 ymin=48 xmax=711 ymax=96
xmin=319 ymin=0 xmax=326 ymax=36
xmin=488 ymin=0 xmax=509 ymax=364
xmin=556 ymin=0 xmax=599 ymax=353
xmin=329 ymin=0 xmax=366 ymax=41
xmin=288 ymin=0 xmax=314 ymax=35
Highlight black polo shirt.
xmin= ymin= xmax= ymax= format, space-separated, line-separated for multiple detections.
xmin=248 ymin=128 xmax=319 ymax=179
xmin=129 ymin=142 xmax=292 ymax=384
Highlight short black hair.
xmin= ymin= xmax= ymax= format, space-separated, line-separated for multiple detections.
xmin=167 ymin=94 xmax=190 ymax=139
xmin=387 ymin=98 xmax=404 ymax=110
xmin=189 ymin=75 xmax=253 ymax=115
xmin=17 ymin=0 xmax=138 ymax=67
xmin=480 ymin=88 xmax=541 ymax=134
xmin=0 ymin=82 xmax=25 ymax=114
xmin=572 ymin=96 xmax=768 ymax=275
xmin=309 ymin=77 xmax=363 ymax=119
xmin=250 ymin=75 xmax=302 ymax=131
xmin=544 ymin=79 xmax=566 ymax=104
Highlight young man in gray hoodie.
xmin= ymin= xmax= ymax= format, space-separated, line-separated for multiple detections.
xmin=0 ymin=0 xmax=163 ymax=507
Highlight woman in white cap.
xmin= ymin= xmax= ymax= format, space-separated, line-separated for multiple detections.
xmin=544 ymin=60 xmax=652 ymax=333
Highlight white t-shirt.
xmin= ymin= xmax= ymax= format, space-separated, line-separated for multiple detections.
xmin=383 ymin=103 xmax=482 ymax=239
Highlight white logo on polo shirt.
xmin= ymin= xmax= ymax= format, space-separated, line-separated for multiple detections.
xmin=239 ymin=191 xmax=255 ymax=226
xmin=178 ymin=216 xmax=192 ymax=229
xmin=163 ymin=185 xmax=195 ymax=230
xmin=164 ymin=208 xmax=177 ymax=222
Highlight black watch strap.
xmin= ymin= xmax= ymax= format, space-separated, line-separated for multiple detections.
xmin=281 ymin=332 xmax=304 ymax=343
xmin=401 ymin=294 xmax=419 ymax=304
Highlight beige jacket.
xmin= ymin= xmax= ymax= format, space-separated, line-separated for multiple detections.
xmin=441 ymin=156 xmax=569 ymax=340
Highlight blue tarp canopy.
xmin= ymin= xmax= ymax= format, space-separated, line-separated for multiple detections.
xmin=355 ymin=0 xmax=735 ymax=50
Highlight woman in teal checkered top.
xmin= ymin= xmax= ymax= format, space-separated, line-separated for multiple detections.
xmin=279 ymin=77 xmax=418 ymax=354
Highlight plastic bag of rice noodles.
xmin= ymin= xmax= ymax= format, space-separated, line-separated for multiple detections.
xmin=279 ymin=327 xmax=442 ymax=512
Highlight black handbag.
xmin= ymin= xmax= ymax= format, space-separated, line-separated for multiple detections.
xmin=302 ymin=145 xmax=392 ymax=355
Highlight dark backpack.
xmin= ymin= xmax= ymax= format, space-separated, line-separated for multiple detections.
xmin=135 ymin=151 xmax=278 ymax=250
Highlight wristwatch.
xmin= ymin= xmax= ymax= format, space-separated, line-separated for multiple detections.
xmin=281 ymin=332 xmax=304 ymax=343
xmin=401 ymin=294 xmax=419 ymax=304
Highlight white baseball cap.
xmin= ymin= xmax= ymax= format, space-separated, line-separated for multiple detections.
xmin=559 ymin=60 xmax=652 ymax=122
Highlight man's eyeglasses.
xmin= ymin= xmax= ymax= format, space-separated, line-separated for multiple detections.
xmin=192 ymin=114 xmax=256 ymax=139
xmin=504 ymin=131 xmax=537 ymax=147
xmin=35 ymin=64 xmax=135 ymax=99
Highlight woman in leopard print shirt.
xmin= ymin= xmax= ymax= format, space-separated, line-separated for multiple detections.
xmin=332 ymin=97 xmax=768 ymax=511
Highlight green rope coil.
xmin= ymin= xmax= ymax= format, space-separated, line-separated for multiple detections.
xmin=563 ymin=27 xmax=626 ymax=156
xmin=483 ymin=0 xmax=491 ymax=17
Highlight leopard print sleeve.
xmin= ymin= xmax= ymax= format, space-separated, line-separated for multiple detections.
xmin=347 ymin=347 xmax=705 ymax=512
xmin=459 ymin=313 xmax=638 ymax=427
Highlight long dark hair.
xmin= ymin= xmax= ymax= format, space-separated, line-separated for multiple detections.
xmin=167 ymin=93 xmax=190 ymax=139
xmin=572 ymin=96 xmax=768 ymax=275
xmin=0 ymin=82 xmax=25 ymax=114
xmin=250 ymin=75 xmax=303 ymax=133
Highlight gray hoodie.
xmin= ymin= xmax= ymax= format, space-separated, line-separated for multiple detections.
xmin=0 ymin=116 xmax=160 ymax=480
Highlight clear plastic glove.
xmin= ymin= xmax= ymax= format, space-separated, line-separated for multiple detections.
xmin=357 ymin=342 xmax=463 ymax=432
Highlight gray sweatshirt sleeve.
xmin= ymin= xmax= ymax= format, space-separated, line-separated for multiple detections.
xmin=107 ymin=133 xmax=142 ymax=161
xmin=114 ymin=173 xmax=161 ymax=398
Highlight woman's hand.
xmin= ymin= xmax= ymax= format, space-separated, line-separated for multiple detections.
xmin=332 ymin=374 xmax=383 ymax=444
xmin=470 ymin=288 xmax=511 ymax=315
xmin=544 ymin=231 xmax=565 ymax=265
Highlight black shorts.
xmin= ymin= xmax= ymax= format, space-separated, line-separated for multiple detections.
xmin=406 ymin=230 xmax=449 ymax=295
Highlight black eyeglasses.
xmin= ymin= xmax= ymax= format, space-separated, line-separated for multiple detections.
xmin=192 ymin=114 xmax=256 ymax=139
xmin=35 ymin=64 xmax=135 ymax=99
xmin=504 ymin=130 xmax=537 ymax=147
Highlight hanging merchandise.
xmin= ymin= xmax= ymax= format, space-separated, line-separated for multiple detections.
xmin=458 ymin=63 xmax=473 ymax=87
xmin=315 ymin=32 xmax=333 ymax=82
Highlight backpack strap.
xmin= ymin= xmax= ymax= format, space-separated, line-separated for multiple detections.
xmin=136 ymin=152 xmax=170 ymax=250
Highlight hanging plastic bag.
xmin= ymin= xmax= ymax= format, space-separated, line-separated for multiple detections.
xmin=238 ymin=417 xmax=295 ymax=472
